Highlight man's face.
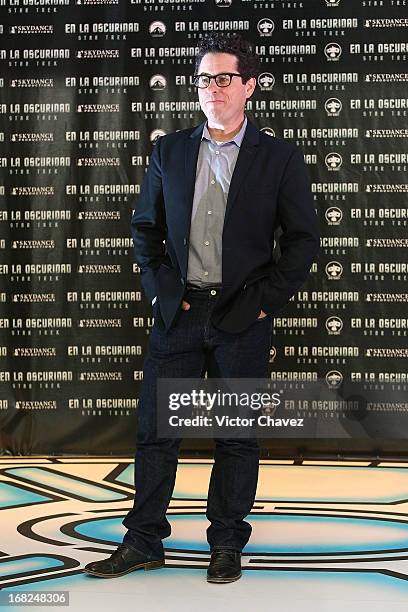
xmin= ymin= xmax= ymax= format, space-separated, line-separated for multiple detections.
xmin=196 ymin=52 xmax=256 ymax=127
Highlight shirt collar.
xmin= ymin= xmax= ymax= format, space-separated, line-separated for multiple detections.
xmin=201 ymin=115 xmax=247 ymax=148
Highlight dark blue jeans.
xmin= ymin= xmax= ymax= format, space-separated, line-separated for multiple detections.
xmin=122 ymin=286 xmax=273 ymax=559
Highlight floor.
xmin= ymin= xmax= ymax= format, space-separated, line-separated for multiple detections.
xmin=1 ymin=456 xmax=408 ymax=611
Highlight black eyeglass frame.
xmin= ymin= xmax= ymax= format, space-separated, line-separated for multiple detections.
xmin=192 ymin=72 xmax=245 ymax=88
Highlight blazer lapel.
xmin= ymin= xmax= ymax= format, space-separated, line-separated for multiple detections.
xmin=179 ymin=121 xmax=205 ymax=273
xmin=184 ymin=121 xmax=205 ymax=213
xmin=223 ymin=118 xmax=260 ymax=226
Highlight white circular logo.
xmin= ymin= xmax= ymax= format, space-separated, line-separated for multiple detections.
xmin=150 ymin=129 xmax=166 ymax=144
xmin=325 ymin=207 xmax=343 ymax=225
xmin=325 ymin=261 xmax=343 ymax=280
xmin=260 ymin=126 xmax=275 ymax=137
xmin=150 ymin=74 xmax=167 ymax=90
xmin=257 ymin=19 xmax=275 ymax=36
xmin=258 ymin=73 xmax=275 ymax=91
xmin=326 ymin=316 xmax=343 ymax=335
xmin=149 ymin=21 xmax=166 ymax=37
xmin=325 ymin=152 xmax=343 ymax=170
xmin=324 ymin=98 xmax=342 ymax=116
xmin=325 ymin=370 xmax=343 ymax=388
xmin=324 ymin=43 xmax=342 ymax=60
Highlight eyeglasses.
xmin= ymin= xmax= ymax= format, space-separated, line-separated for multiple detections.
xmin=193 ymin=72 xmax=244 ymax=88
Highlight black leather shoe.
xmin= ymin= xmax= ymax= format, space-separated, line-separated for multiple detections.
xmin=207 ymin=550 xmax=241 ymax=583
xmin=83 ymin=544 xmax=165 ymax=578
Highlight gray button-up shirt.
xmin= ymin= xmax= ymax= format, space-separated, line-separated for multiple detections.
xmin=186 ymin=115 xmax=247 ymax=288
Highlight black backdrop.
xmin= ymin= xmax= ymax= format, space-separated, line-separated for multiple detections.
xmin=1 ymin=0 xmax=408 ymax=456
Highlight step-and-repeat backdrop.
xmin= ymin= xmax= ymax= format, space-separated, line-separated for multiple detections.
xmin=1 ymin=0 xmax=407 ymax=454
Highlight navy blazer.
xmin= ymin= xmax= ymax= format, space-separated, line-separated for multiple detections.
xmin=131 ymin=117 xmax=320 ymax=333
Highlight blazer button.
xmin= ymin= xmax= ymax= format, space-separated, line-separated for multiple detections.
xmin=243 ymin=283 xmax=247 ymax=290
xmin=183 ymin=238 xmax=187 ymax=245
xmin=181 ymin=277 xmax=185 ymax=285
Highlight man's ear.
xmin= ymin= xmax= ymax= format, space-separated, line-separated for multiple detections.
xmin=246 ymin=77 xmax=256 ymax=98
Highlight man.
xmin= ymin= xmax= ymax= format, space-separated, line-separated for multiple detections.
xmin=84 ymin=32 xmax=319 ymax=583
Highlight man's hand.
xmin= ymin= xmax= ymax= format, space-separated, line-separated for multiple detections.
xmin=257 ymin=309 xmax=267 ymax=319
